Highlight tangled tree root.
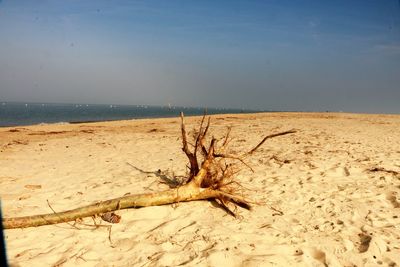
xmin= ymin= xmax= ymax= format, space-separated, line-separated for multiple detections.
xmin=3 ymin=113 xmax=296 ymax=229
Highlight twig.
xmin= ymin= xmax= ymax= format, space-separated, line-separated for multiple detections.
xmin=247 ymin=130 xmax=297 ymax=155
xmin=47 ymin=200 xmax=81 ymax=230
xmin=214 ymin=153 xmax=254 ymax=172
xmin=269 ymin=206 xmax=284 ymax=216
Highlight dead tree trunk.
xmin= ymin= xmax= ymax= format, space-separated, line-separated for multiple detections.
xmin=3 ymin=113 xmax=296 ymax=229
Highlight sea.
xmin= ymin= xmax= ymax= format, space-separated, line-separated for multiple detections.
xmin=0 ymin=102 xmax=258 ymax=127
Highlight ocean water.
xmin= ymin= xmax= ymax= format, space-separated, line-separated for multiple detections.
xmin=0 ymin=102 xmax=257 ymax=127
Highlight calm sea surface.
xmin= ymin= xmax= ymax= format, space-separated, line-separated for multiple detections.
xmin=0 ymin=102 xmax=258 ymax=127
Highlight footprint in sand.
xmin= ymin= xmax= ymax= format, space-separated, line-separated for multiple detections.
xmin=110 ymin=238 xmax=140 ymax=251
xmin=24 ymin=184 xmax=42 ymax=190
xmin=18 ymin=194 xmax=31 ymax=200
xmin=343 ymin=166 xmax=350 ymax=176
xmin=294 ymin=248 xmax=303 ymax=256
xmin=302 ymin=247 xmax=328 ymax=267
xmin=386 ymin=191 xmax=400 ymax=208
xmin=358 ymin=232 xmax=372 ymax=253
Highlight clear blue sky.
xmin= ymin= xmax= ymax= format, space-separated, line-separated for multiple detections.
xmin=1 ymin=0 xmax=399 ymax=113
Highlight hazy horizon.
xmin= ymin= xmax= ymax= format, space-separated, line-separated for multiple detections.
xmin=1 ymin=100 xmax=261 ymax=111
xmin=1 ymin=1 xmax=400 ymax=113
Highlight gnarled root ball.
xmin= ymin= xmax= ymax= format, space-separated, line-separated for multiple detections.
xmin=2 ymin=113 xmax=296 ymax=229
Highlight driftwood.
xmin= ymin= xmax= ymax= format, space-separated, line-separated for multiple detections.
xmin=3 ymin=113 xmax=296 ymax=229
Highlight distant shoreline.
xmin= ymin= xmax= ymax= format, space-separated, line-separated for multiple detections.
xmin=2 ymin=111 xmax=400 ymax=129
xmin=2 ymin=102 xmax=398 ymax=128
xmin=0 ymin=112 xmax=262 ymax=128
xmin=0 ymin=102 xmax=261 ymax=128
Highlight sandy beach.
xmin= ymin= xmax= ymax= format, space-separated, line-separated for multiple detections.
xmin=1 ymin=112 xmax=400 ymax=266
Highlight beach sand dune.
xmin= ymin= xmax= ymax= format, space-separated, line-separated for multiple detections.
xmin=1 ymin=112 xmax=400 ymax=266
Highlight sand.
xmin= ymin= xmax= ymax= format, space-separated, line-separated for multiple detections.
xmin=1 ymin=112 xmax=400 ymax=266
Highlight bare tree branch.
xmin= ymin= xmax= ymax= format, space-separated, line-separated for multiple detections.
xmin=247 ymin=130 xmax=297 ymax=155
xmin=3 ymin=113 xmax=296 ymax=229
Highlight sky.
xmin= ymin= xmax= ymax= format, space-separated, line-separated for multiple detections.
xmin=0 ymin=0 xmax=399 ymax=113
